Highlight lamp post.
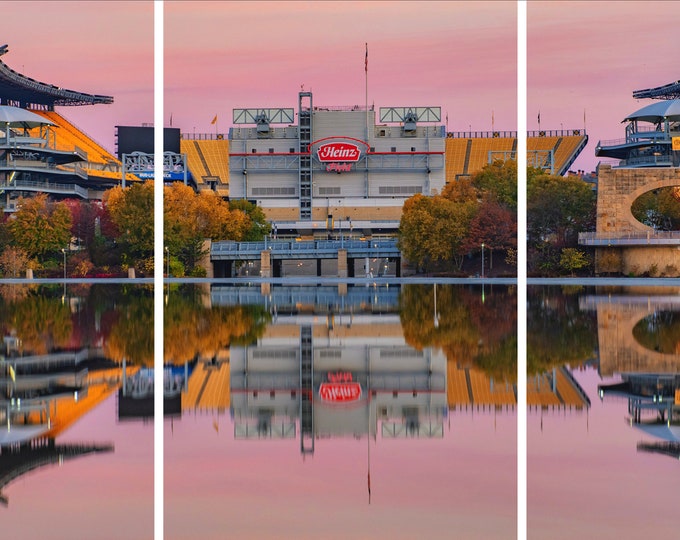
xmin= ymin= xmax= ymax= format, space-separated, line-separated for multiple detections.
xmin=165 ymin=246 xmax=170 ymax=278
xmin=481 ymin=243 xmax=485 ymax=279
xmin=61 ymin=248 xmax=66 ymax=301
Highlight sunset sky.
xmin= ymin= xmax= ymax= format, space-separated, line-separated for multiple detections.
xmin=164 ymin=1 xmax=517 ymax=136
xmin=3 ymin=1 xmax=680 ymax=174
xmin=2 ymin=1 xmax=154 ymax=154
xmin=528 ymin=1 xmax=680 ymax=173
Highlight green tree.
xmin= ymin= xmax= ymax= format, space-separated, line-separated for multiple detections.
xmin=8 ymin=193 xmax=72 ymax=261
xmin=527 ymin=168 xmax=595 ymax=275
xmin=559 ymin=247 xmax=589 ymax=276
xmin=470 ymin=159 xmax=517 ymax=211
xmin=104 ymin=182 xmax=154 ymax=267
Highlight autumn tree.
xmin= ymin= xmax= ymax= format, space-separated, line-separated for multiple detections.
xmin=229 ymin=199 xmax=271 ymax=241
xmin=0 ymin=246 xmax=32 ymax=277
xmin=463 ymin=200 xmax=517 ymax=268
xmin=164 ymin=183 xmax=263 ymax=275
xmin=104 ymin=181 xmax=154 ymax=269
xmin=398 ymin=193 xmax=476 ymax=272
xmin=8 ymin=193 xmax=72 ymax=263
xmin=631 ymin=187 xmax=680 ymax=230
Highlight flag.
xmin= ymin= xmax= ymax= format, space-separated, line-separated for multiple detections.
xmin=537 ymin=111 xmax=541 ymax=125
xmin=211 ymin=115 xmax=218 ymax=125
xmin=9 ymin=365 xmax=15 ymax=383
xmin=365 ymin=43 xmax=368 ymax=73
xmin=169 ymin=113 xmax=173 ymax=127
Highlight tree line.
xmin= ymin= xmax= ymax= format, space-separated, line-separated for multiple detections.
xmin=398 ymin=161 xmax=598 ymax=276
xmin=0 ymin=182 xmax=269 ymax=278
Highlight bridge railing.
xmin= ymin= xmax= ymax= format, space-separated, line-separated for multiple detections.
xmin=579 ymin=231 xmax=680 ymax=245
xmin=211 ymin=238 xmax=400 ymax=259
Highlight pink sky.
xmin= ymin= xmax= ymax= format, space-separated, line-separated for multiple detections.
xmin=2 ymin=1 xmax=154 ymax=155
xmin=529 ymin=1 xmax=680 ymax=173
xmin=5 ymin=1 xmax=680 ymax=176
xmin=164 ymin=1 xmax=517 ymax=135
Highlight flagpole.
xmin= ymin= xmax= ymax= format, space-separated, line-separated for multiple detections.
xmin=365 ymin=43 xmax=368 ymax=141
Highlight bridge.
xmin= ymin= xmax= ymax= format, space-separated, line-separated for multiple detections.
xmin=580 ymin=164 xmax=680 ymax=277
xmin=209 ymin=238 xmax=403 ymax=278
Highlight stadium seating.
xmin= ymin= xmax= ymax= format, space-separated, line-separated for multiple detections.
xmin=29 ymin=109 xmax=138 ymax=183
xmin=445 ymin=136 xmax=516 ymax=181
xmin=180 ymin=139 xmax=230 ymax=195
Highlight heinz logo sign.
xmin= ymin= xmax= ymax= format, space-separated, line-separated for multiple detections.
xmin=317 ymin=142 xmax=361 ymax=162
xmin=319 ymin=382 xmax=362 ymax=403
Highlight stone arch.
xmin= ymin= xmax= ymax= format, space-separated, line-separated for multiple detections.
xmin=596 ymin=165 xmax=680 ymax=234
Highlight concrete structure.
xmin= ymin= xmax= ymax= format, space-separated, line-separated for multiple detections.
xmin=579 ymin=165 xmax=680 ymax=276
xmin=228 ymin=91 xmax=445 ymax=238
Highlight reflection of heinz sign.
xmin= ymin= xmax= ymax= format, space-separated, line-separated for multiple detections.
xmin=319 ymin=382 xmax=362 ymax=403
xmin=317 ymin=142 xmax=361 ymax=162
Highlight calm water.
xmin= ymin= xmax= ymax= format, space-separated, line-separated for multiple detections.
xmin=5 ymin=281 xmax=674 ymax=539
xmin=0 ymin=283 xmax=154 ymax=540
xmin=164 ymin=283 xmax=518 ymax=540
xmin=527 ymin=285 xmax=680 ymax=539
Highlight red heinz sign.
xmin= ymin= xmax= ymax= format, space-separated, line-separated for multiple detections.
xmin=317 ymin=142 xmax=362 ymax=162
xmin=319 ymin=382 xmax=362 ymax=403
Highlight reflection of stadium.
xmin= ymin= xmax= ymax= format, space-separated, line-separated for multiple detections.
xmin=0 ymin=343 xmax=120 ymax=506
xmin=0 ymin=344 xmax=124 ymax=444
xmin=176 ymin=285 xmax=584 ymax=454
xmin=230 ymin=315 xmax=448 ymax=454
xmin=599 ymin=373 xmax=680 ymax=458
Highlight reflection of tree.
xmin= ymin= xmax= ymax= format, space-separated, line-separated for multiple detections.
xmin=0 ymin=288 xmax=72 ymax=354
xmin=400 ymin=284 xmax=517 ymax=381
xmin=527 ymin=286 xmax=597 ymax=373
xmin=164 ymin=285 xmax=270 ymax=364
xmin=103 ymin=285 xmax=154 ymax=367
xmin=633 ymin=312 xmax=680 ymax=355
xmin=0 ymin=284 xmax=155 ymax=365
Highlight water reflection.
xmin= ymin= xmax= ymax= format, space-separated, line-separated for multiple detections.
xmin=165 ymin=283 xmax=517 ymax=539
xmin=0 ymin=283 xmax=153 ymax=536
xmin=528 ymin=285 xmax=680 ymax=538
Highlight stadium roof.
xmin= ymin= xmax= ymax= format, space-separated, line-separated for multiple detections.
xmin=633 ymin=80 xmax=680 ymax=100
xmin=0 ymin=105 xmax=54 ymax=127
xmin=0 ymin=43 xmax=113 ymax=108
xmin=623 ymin=99 xmax=680 ymax=123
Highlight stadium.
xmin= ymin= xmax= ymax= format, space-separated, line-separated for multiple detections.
xmin=182 ymin=90 xmax=588 ymax=240
xmin=0 ymin=41 xmax=591 ymax=256
xmin=0 ymin=43 xmax=144 ymax=211
xmin=579 ymin=79 xmax=680 ymax=277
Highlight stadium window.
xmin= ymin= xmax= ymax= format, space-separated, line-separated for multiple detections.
xmin=410 ymin=147 xmax=416 ymax=152
xmin=391 ymin=147 xmax=396 ymax=152
xmin=269 ymin=148 xmax=274 ymax=153
xmin=290 ymin=148 xmax=295 ymax=153
xmin=251 ymin=149 xmax=256 ymax=153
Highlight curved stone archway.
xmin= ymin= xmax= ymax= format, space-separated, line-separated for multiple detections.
xmin=592 ymin=165 xmax=680 ymax=276
xmin=596 ymin=165 xmax=680 ymax=234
